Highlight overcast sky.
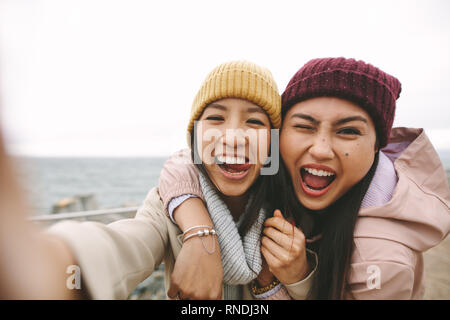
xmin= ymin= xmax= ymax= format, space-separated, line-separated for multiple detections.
xmin=0 ymin=0 xmax=449 ymax=157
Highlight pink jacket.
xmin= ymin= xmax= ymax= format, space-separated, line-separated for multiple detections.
xmin=158 ymin=127 xmax=450 ymax=299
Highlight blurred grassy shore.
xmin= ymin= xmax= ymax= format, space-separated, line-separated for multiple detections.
xmin=424 ymin=234 xmax=450 ymax=299
xmin=423 ymin=166 xmax=449 ymax=299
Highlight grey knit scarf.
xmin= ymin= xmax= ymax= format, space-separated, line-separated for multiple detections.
xmin=199 ymin=173 xmax=267 ymax=300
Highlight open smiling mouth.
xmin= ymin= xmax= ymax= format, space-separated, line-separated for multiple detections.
xmin=216 ymin=155 xmax=252 ymax=180
xmin=300 ymin=167 xmax=336 ymax=197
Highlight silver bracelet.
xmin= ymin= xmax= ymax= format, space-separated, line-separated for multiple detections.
xmin=182 ymin=225 xmax=214 ymax=236
xmin=183 ymin=228 xmax=217 ymax=242
xmin=182 ymin=228 xmax=217 ymax=255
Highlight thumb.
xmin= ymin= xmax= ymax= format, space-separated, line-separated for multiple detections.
xmin=274 ymin=209 xmax=284 ymax=218
xmin=274 ymin=209 xmax=296 ymax=226
xmin=167 ymin=279 xmax=179 ymax=299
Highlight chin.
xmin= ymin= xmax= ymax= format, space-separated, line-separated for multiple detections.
xmin=218 ymin=184 xmax=251 ymax=197
xmin=295 ymin=189 xmax=335 ymax=211
xmin=301 ymin=199 xmax=330 ymax=211
xmin=209 ymin=165 xmax=259 ymax=197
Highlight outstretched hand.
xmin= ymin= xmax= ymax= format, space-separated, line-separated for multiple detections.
xmin=167 ymin=197 xmax=223 ymax=300
xmin=168 ymin=235 xmax=223 ymax=300
xmin=0 ymin=131 xmax=82 ymax=299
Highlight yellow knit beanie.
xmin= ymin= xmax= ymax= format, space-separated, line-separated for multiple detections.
xmin=187 ymin=60 xmax=281 ymax=146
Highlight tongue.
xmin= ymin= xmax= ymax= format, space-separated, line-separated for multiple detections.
xmin=303 ymin=171 xmax=334 ymax=189
xmin=222 ymin=163 xmax=251 ymax=172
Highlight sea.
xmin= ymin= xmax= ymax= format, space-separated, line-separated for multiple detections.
xmin=11 ymin=150 xmax=450 ymax=216
xmin=13 ymin=157 xmax=167 ymax=215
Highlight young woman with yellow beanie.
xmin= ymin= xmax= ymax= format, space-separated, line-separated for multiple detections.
xmin=160 ymin=60 xmax=315 ymax=300
xmin=158 ymin=57 xmax=450 ymax=300
xmin=0 ymin=60 xmax=313 ymax=299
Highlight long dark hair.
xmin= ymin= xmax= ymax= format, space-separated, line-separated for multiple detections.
xmin=189 ymin=129 xmax=273 ymax=237
xmin=271 ymin=152 xmax=380 ymax=299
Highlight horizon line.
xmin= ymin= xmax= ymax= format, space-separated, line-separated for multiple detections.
xmin=8 ymin=148 xmax=450 ymax=159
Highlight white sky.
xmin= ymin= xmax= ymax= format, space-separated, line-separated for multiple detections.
xmin=0 ymin=0 xmax=449 ymax=157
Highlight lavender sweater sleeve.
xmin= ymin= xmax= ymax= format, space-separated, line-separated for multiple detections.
xmin=167 ymin=194 xmax=198 ymax=224
xmin=158 ymin=149 xmax=205 ymax=216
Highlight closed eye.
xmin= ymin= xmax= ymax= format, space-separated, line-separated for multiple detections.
xmin=247 ymin=119 xmax=265 ymax=126
xmin=294 ymin=124 xmax=314 ymax=130
xmin=337 ymin=128 xmax=361 ymax=135
xmin=206 ymin=116 xmax=224 ymax=121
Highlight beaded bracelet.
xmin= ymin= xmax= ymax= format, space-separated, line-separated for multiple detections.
xmin=251 ymin=278 xmax=281 ymax=295
xmin=182 ymin=225 xmax=214 ymax=237
xmin=182 ymin=225 xmax=217 ymax=255
xmin=183 ymin=228 xmax=217 ymax=242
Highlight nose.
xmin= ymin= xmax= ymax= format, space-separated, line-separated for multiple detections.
xmin=217 ymin=121 xmax=248 ymax=156
xmin=223 ymin=129 xmax=247 ymax=154
xmin=308 ymin=134 xmax=334 ymax=161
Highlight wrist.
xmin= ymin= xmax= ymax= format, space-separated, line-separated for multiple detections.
xmin=300 ymin=260 xmax=312 ymax=280
xmin=256 ymin=274 xmax=275 ymax=287
xmin=286 ymin=260 xmax=311 ymax=285
xmin=182 ymin=225 xmax=219 ymax=256
xmin=251 ymin=278 xmax=281 ymax=296
xmin=183 ymin=226 xmax=216 ymax=242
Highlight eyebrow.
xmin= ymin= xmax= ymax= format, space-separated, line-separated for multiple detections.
xmin=208 ymin=103 xmax=227 ymax=111
xmin=333 ymin=116 xmax=368 ymax=126
xmin=291 ymin=113 xmax=368 ymax=126
xmin=246 ymin=107 xmax=266 ymax=114
xmin=291 ymin=113 xmax=319 ymax=124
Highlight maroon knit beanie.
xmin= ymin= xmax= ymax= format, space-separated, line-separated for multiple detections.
xmin=281 ymin=57 xmax=402 ymax=148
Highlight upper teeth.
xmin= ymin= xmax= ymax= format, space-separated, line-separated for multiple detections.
xmin=304 ymin=168 xmax=335 ymax=177
xmin=216 ymin=155 xmax=246 ymax=164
